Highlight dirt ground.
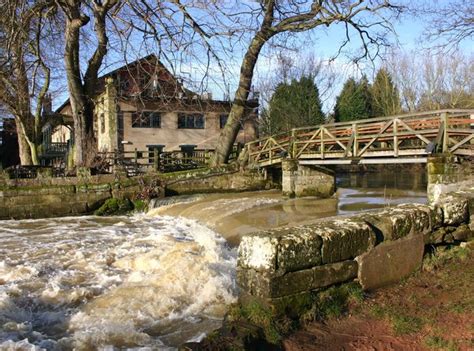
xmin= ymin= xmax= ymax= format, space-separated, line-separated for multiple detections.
xmin=283 ymin=245 xmax=474 ymax=351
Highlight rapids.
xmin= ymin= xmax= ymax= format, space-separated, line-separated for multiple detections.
xmin=0 ymin=216 xmax=236 ymax=350
xmin=0 ymin=170 xmax=427 ymax=350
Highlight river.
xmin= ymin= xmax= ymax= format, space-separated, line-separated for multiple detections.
xmin=0 ymin=171 xmax=426 ymax=350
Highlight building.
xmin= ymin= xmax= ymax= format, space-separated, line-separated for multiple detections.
xmin=48 ymin=55 xmax=258 ymax=164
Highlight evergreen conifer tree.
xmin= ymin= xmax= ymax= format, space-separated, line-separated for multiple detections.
xmin=371 ymin=68 xmax=401 ymax=116
xmin=267 ymin=75 xmax=325 ymax=133
xmin=334 ymin=77 xmax=372 ymax=122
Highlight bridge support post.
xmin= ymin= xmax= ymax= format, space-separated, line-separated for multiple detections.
xmin=427 ymin=155 xmax=474 ymax=203
xmin=282 ymin=159 xmax=335 ymax=198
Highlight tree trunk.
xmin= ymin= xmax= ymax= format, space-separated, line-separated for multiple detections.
xmin=15 ymin=117 xmax=33 ymax=165
xmin=211 ymin=31 xmax=273 ymax=166
xmin=63 ymin=12 xmax=97 ymax=167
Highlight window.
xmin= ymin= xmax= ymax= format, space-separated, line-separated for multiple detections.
xmin=178 ymin=113 xmax=205 ymax=129
xmin=220 ymin=114 xmax=243 ymax=130
xmin=131 ymin=111 xmax=161 ymax=128
xmin=100 ymin=113 xmax=105 ymax=134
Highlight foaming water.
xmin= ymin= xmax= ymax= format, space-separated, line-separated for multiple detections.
xmin=0 ymin=215 xmax=236 ymax=350
xmin=1 ymin=171 xmax=427 ymax=350
xmin=150 ymin=186 xmax=426 ymax=246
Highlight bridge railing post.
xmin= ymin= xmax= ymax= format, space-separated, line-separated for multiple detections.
xmin=441 ymin=112 xmax=448 ymax=153
xmin=393 ymin=119 xmax=398 ymax=157
xmin=352 ymin=123 xmax=358 ymax=157
xmin=291 ymin=129 xmax=297 ymax=159
xmin=321 ymin=127 xmax=325 ymax=159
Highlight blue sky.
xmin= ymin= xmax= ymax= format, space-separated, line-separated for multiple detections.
xmin=50 ymin=1 xmax=473 ymax=113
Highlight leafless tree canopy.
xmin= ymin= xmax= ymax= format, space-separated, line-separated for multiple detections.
xmin=385 ymin=49 xmax=474 ymax=111
xmin=423 ymin=0 xmax=474 ymax=51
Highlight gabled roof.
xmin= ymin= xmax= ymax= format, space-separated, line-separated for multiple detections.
xmin=55 ymin=54 xmax=183 ymax=113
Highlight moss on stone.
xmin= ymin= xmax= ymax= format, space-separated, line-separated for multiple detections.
xmin=94 ymin=197 xmax=134 ymax=216
xmin=132 ymin=199 xmax=148 ymax=213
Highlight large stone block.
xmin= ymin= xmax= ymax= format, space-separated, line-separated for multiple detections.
xmin=276 ymin=227 xmax=322 ymax=273
xmin=361 ymin=208 xmax=414 ymax=242
xmin=451 ymin=224 xmax=474 ymax=241
xmin=318 ymin=219 xmax=375 ymax=264
xmin=438 ymin=195 xmax=469 ymax=225
xmin=238 ymin=260 xmax=358 ymax=298
xmin=238 ymin=234 xmax=279 ymax=272
xmin=271 ymin=260 xmax=357 ymax=297
xmin=237 ymin=268 xmax=273 ymax=298
xmin=356 ymin=233 xmax=424 ymax=290
xmin=396 ymin=204 xmax=432 ymax=235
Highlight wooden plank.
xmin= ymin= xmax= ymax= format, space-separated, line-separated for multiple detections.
xmin=357 ymin=119 xmax=394 ymax=157
xmin=449 ymin=134 xmax=474 ymax=153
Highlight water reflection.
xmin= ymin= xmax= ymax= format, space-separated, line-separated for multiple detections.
xmin=151 ymin=170 xmax=427 ymax=246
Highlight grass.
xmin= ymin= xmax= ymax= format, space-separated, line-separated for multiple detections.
xmin=425 ymin=335 xmax=459 ymax=351
xmin=366 ymin=244 xmax=472 ymax=339
xmin=299 ymin=282 xmax=364 ymax=325
xmin=391 ymin=314 xmax=424 ymax=335
xmin=423 ymin=246 xmax=470 ymax=272
xmin=227 ymin=299 xmax=282 ymax=345
xmin=369 ymin=305 xmax=424 ymax=335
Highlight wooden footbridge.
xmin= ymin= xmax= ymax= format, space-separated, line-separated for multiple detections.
xmin=245 ymin=109 xmax=474 ymax=167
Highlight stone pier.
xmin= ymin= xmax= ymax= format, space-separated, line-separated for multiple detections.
xmin=427 ymin=155 xmax=474 ymax=203
xmin=282 ymin=159 xmax=335 ymax=198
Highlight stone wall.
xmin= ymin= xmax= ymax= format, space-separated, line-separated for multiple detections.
xmin=164 ymin=168 xmax=274 ymax=195
xmin=237 ymin=190 xmax=473 ymax=305
xmin=0 ymin=173 xmax=144 ymax=220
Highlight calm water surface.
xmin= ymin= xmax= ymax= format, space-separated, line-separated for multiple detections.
xmin=0 ymin=171 xmax=426 ymax=350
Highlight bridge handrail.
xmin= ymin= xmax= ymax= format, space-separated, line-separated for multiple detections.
xmin=246 ymin=109 xmax=474 ymax=166
xmin=290 ymin=109 xmax=474 ymax=133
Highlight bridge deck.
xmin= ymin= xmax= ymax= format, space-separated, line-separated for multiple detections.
xmin=246 ymin=109 xmax=474 ymax=167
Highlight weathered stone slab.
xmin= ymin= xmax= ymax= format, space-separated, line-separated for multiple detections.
xmin=397 ymin=204 xmax=432 ymax=235
xmin=361 ymin=208 xmax=413 ymax=242
xmin=238 ymin=234 xmax=279 ymax=272
xmin=356 ymin=234 xmax=424 ymax=290
xmin=271 ymin=260 xmax=357 ymax=297
xmin=438 ymin=195 xmax=469 ymax=225
xmin=318 ymin=219 xmax=375 ymax=264
xmin=237 ymin=268 xmax=272 ymax=298
xmin=238 ymin=260 xmax=358 ymax=298
xmin=276 ymin=227 xmax=322 ymax=273
xmin=429 ymin=205 xmax=444 ymax=230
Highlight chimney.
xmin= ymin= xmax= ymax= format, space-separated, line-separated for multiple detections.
xmin=42 ymin=94 xmax=52 ymax=115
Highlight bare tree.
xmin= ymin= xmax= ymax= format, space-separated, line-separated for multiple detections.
xmin=210 ymin=0 xmax=404 ymax=166
xmin=0 ymin=0 xmax=58 ymax=165
xmin=386 ymin=49 xmax=474 ymax=111
xmin=423 ymin=0 xmax=474 ymax=51
xmin=56 ymin=0 xmax=120 ymax=167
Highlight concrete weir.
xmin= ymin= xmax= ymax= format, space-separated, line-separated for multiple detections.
xmin=237 ymin=188 xmax=474 ymax=306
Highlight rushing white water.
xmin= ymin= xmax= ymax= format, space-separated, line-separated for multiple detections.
xmin=0 ymin=215 xmax=237 ymax=350
xmin=1 ymin=170 xmax=428 ymax=350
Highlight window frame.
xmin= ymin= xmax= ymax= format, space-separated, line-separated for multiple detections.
xmin=177 ymin=113 xmax=205 ymax=129
xmin=131 ymin=111 xmax=161 ymax=128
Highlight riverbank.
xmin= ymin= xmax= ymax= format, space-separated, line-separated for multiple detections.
xmin=284 ymin=243 xmax=474 ymax=351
